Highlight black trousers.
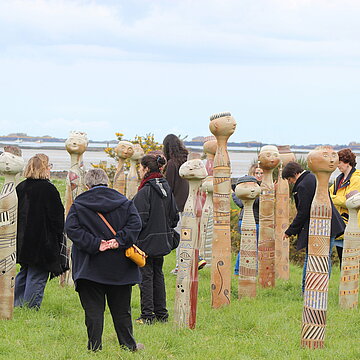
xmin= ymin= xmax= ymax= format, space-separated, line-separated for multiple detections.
xmin=139 ymin=256 xmax=168 ymax=321
xmin=77 ymin=279 xmax=137 ymax=351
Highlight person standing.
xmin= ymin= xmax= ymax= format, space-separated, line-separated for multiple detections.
xmin=65 ymin=168 xmax=143 ymax=352
xmin=15 ymin=153 xmax=65 ymax=309
xmin=329 ymin=148 xmax=360 ymax=267
xmin=133 ymin=154 xmax=179 ymax=324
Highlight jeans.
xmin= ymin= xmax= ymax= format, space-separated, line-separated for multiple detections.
xmin=234 ymin=221 xmax=259 ymax=275
xmin=302 ymin=236 xmax=336 ymax=293
xmin=14 ymin=265 xmax=49 ymax=309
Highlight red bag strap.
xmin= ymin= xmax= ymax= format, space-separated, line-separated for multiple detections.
xmin=97 ymin=212 xmax=116 ymax=236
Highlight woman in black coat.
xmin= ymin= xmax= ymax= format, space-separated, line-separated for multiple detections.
xmin=65 ymin=168 xmax=143 ymax=352
xmin=133 ymin=154 xmax=179 ymax=324
xmin=15 ymin=153 xmax=65 ymax=309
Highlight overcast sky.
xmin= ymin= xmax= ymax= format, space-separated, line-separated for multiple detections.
xmin=0 ymin=0 xmax=359 ymax=145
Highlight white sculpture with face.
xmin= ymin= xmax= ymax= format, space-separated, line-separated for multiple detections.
xmin=179 ymin=159 xmax=208 ymax=180
xmin=0 ymin=152 xmax=25 ymax=176
xmin=235 ymin=181 xmax=261 ymax=201
xmin=116 ymin=141 xmax=134 ymax=160
xmin=65 ymin=131 xmax=89 ymax=155
xmin=258 ymin=145 xmax=280 ymax=170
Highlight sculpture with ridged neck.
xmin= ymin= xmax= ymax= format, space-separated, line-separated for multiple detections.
xmin=209 ymin=112 xmax=236 ymax=308
xmin=174 ymin=159 xmax=207 ymax=329
xmin=0 ymin=148 xmax=24 ymax=319
xmin=113 ymin=141 xmax=134 ymax=194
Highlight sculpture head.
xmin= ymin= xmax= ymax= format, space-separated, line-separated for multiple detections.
xmin=179 ymin=159 xmax=208 ymax=180
xmin=346 ymin=190 xmax=360 ymax=211
xmin=201 ymin=176 xmax=214 ymax=193
xmin=0 ymin=151 xmax=25 ymax=176
xmin=258 ymin=145 xmax=280 ymax=170
xmin=130 ymin=144 xmax=144 ymax=162
xmin=209 ymin=112 xmax=236 ymax=138
xmin=307 ymin=146 xmax=339 ymax=173
xmin=203 ymin=139 xmax=217 ymax=157
xmin=235 ymin=176 xmax=261 ymax=200
xmin=277 ymin=145 xmax=296 ymax=167
xmin=65 ymin=131 xmax=89 ymax=155
xmin=115 ymin=141 xmax=134 ymax=159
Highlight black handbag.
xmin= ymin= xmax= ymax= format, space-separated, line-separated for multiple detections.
xmin=171 ymin=229 xmax=180 ymax=250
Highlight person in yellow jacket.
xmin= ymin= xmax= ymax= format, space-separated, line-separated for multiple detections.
xmin=329 ymin=148 xmax=360 ymax=268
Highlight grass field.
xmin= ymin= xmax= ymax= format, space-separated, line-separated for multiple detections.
xmin=0 ymin=177 xmax=359 ymax=359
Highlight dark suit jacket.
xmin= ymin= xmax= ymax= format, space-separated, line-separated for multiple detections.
xmin=285 ymin=171 xmax=345 ymax=250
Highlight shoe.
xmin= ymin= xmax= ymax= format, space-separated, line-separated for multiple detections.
xmin=170 ymin=267 xmax=178 ymax=275
xmin=135 ymin=317 xmax=154 ymax=325
xmin=198 ymin=259 xmax=207 ymax=270
xmin=155 ymin=315 xmax=168 ymax=323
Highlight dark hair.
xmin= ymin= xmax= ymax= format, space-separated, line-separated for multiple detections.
xmin=141 ymin=154 xmax=166 ymax=177
xmin=282 ymin=161 xmax=304 ymax=179
xmin=338 ymin=148 xmax=357 ymax=167
xmin=162 ymin=134 xmax=188 ymax=167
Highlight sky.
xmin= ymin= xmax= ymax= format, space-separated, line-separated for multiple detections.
xmin=0 ymin=0 xmax=359 ymax=145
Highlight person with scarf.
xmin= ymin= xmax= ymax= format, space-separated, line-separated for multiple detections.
xmin=133 ymin=154 xmax=179 ymax=324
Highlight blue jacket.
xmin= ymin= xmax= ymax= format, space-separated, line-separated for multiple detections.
xmin=65 ymin=186 xmax=142 ymax=288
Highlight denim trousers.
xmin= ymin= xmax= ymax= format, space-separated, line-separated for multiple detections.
xmin=234 ymin=221 xmax=259 ymax=275
xmin=14 ymin=265 xmax=49 ymax=309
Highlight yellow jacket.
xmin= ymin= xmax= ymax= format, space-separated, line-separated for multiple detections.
xmin=329 ymin=168 xmax=360 ymax=227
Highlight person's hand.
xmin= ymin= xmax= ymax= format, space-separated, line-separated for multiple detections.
xmin=107 ymin=239 xmax=119 ymax=249
xmin=99 ymin=240 xmax=110 ymax=252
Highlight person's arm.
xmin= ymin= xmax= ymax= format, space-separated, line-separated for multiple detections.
xmin=169 ymin=193 xmax=180 ymax=228
xmin=330 ymin=177 xmax=360 ymax=208
xmin=133 ymin=188 xmax=150 ymax=230
xmin=165 ymin=160 xmax=177 ymax=191
xmin=65 ymin=206 xmax=102 ymax=254
xmin=45 ymin=183 xmax=65 ymax=238
xmin=231 ymin=191 xmax=244 ymax=209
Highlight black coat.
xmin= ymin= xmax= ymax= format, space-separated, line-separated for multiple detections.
xmin=16 ymin=179 xmax=65 ymax=274
xmin=133 ymin=177 xmax=179 ymax=257
xmin=285 ymin=171 xmax=345 ymax=250
xmin=65 ymin=186 xmax=142 ymax=287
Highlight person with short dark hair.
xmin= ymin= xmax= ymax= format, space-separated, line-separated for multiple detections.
xmin=133 ymin=154 xmax=179 ymax=324
xmin=329 ymin=148 xmax=360 ymax=267
xmin=282 ymin=161 xmax=345 ymax=292
xmin=65 ymin=168 xmax=143 ymax=352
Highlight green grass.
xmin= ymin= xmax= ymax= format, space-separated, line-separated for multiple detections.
xmin=1 ymin=178 xmax=359 ymax=359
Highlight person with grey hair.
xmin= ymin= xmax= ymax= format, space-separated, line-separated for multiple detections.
xmin=65 ymin=168 xmax=144 ymax=352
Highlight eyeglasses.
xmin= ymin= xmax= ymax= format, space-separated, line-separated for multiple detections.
xmin=255 ymin=172 xmax=263 ymax=175
xmin=48 ymin=163 xmax=53 ymax=169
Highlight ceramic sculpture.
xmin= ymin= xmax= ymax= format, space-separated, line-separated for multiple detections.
xmin=275 ymin=145 xmax=296 ymax=280
xmin=235 ymin=176 xmax=261 ymax=298
xmin=113 ymin=141 xmax=134 ymax=194
xmin=126 ymin=144 xmax=144 ymax=199
xmin=209 ymin=112 xmax=236 ymax=308
xmin=301 ymin=146 xmax=339 ymax=349
xmin=203 ymin=138 xmax=217 ymax=176
xmin=0 ymin=149 xmax=24 ymax=319
xmin=258 ymin=145 xmax=280 ymax=288
xmin=339 ymin=190 xmax=360 ymax=309
xmin=174 ymin=159 xmax=207 ymax=329
xmin=199 ymin=176 xmax=214 ymax=265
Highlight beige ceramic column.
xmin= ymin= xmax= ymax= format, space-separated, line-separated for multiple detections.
xmin=174 ymin=159 xmax=207 ymax=329
xmin=0 ymin=149 xmax=24 ymax=319
xmin=275 ymin=145 xmax=296 ymax=280
xmin=235 ymin=176 xmax=261 ymax=298
xmin=258 ymin=145 xmax=280 ymax=288
xmin=113 ymin=141 xmax=134 ymax=194
xmin=209 ymin=112 xmax=236 ymax=308
xmin=339 ymin=190 xmax=360 ymax=309
xmin=126 ymin=144 xmax=144 ymax=199
xmin=203 ymin=138 xmax=217 ymax=176
xmin=301 ymin=146 xmax=339 ymax=349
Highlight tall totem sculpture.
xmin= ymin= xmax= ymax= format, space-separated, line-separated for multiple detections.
xmin=301 ymin=146 xmax=339 ymax=349
xmin=235 ymin=176 xmax=261 ymax=299
xmin=199 ymin=176 xmax=214 ymax=265
xmin=0 ymin=149 xmax=24 ymax=319
xmin=203 ymin=138 xmax=217 ymax=176
xmin=339 ymin=190 xmax=360 ymax=309
xmin=174 ymin=159 xmax=207 ymax=329
xmin=113 ymin=141 xmax=134 ymax=194
xmin=126 ymin=144 xmax=144 ymax=200
xmin=275 ymin=145 xmax=296 ymax=280
xmin=62 ymin=131 xmax=88 ymax=286
xmin=258 ymin=145 xmax=280 ymax=288
xmin=209 ymin=112 xmax=236 ymax=308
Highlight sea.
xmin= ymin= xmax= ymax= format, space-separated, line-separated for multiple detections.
xmin=1 ymin=140 xmax=351 ymax=180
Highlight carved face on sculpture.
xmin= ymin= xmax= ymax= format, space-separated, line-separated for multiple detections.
xmin=346 ymin=191 xmax=360 ymax=211
xmin=258 ymin=145 xmax=280 ymax=170
xmin=130 ymin=144 xmax=144 ymax=162
xmin=209 ymin=114 xmax=236 ymax=137
xmin=65 ymin=131 xmax=89 ymax=155
xmin=235 ymin=181 xmax=261 ymax=201
xmin=115 ymin=141 xmax=134 ymax=159
xmin=307 ymin=146 xmax=339 ymax=173
xmin=203 ymin=140 xmax=217 ymax=156
xmin=201 ymin=176 xmax=214 ymax=193
xmin=0 ymin=152 xmax=25 ymax=175
xmin=179 ymin=159 xmax=208 ymax=180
